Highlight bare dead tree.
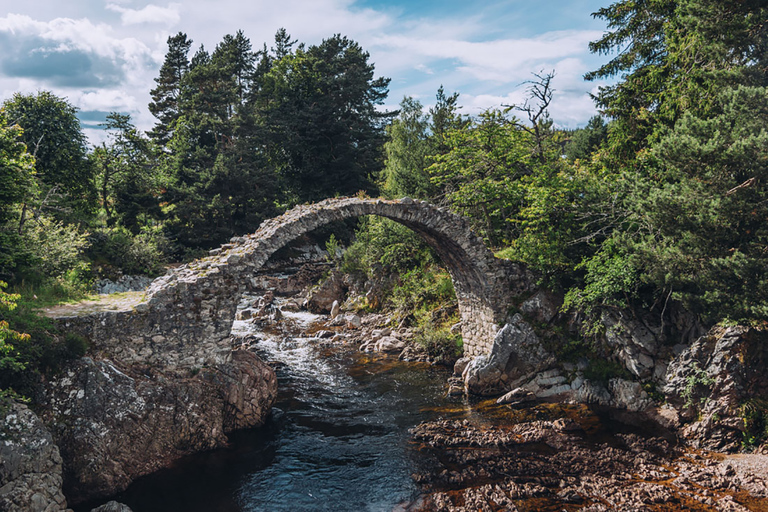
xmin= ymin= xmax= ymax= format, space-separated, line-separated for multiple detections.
xmin=504 ymin=70 xmax=556 ymax=163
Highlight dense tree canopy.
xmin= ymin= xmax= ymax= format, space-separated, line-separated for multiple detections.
xmin=3 ymin=92 xmax=96 ymax=223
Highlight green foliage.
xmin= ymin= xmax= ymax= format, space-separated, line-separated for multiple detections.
xmin=564 ymin=116 xmax=608 ymax=162
xmin=149 ymin=32 xmax=193 ymax=145
xmin=92 ymin=113 xmax=161 ymax=231
xmin=325 ymin=234 xmax=341 ymax=263
xmin=0 ymin=286 xmax=95 ymax=398
xmin=389 ymin=267 xmax=456 ymax=327
xmin=380 ymin=96 xmax=432 ymax=199
xmin=428 ymin=109 xmax=530 ymax=246
xmin=254 ymin=33 xmax=393 ymax=202
xmin=0 ymin=110 xmax=36 ymax=225
xmin=64 ymin=332 xmax=88 ymax=358
xmin=87 ymin=225 xmax=169 ymax=276
xmin=583 ymin=358 xmax=630 ymax=384
xmin=681 ymin=362 xmax=715 ymax=409
xmin=563 ymin=237 xmax=640 ymax=313
xmin=740 ymin=398 xmax=768 ymax=449
xmin=3 ymin=91 xmax=96 ymax=222
xmin=341 ymin=217 xmax=437 ymax=278
xmin=0 ymin=282 xmax=27 ymax=397
xmin=16 ymin=216 xmax=90 ymax=282
xmin=415 ymin=321 xmax=463 ymax=365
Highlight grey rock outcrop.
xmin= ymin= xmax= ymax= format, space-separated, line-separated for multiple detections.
xmin=663 ymin=326 xmax=768 ymax=452
xmin=600 ymin=309 xmax=660 ymax=380
xmin=0 ymin=402 xmax=69 ymax=512
xmin=306 ymin=270 xmax=347 ymax=313
xmin=41 ymin=351 xmax=277 ymax=504
xmin=462 ymin=315 xmax=556 ymax=396
xmin=94 ymin=275 xmax=154 ymax=295
xmin=520 ymin=289 xmax=562 ymax=324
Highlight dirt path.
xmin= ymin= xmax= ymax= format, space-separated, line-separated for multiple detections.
xmin=39 ymin=291 xmax=145 ymax=318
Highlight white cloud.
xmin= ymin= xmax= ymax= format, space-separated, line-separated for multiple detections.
xmin=0 ymin=0 xmax=609 ymax=146
xmin=106 ymin=3 xmax=181 ymax=26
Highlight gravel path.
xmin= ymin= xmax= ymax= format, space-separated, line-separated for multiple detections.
xmin=39 ymin=291 xmax=145 ymax=318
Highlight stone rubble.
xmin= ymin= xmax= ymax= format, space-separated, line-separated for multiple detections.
xmin=93 ymin=275 xmax=154 ymax=295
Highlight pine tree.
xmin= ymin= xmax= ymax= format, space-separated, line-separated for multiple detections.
xmin=256 ymin=34 xmax=393 ymax=202
xmin=148 ymin=32 xmax=193 ymax=146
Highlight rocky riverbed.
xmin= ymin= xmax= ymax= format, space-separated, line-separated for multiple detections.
xmin=410 ymin=414 xmax=768 ymax=511
xmin=5 ymin=256 xmax=768 ymax=511
xmin=231 ymin=283 xmax=768 ymax=511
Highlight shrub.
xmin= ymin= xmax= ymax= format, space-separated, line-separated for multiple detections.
xmin=88 ymin=225 xmax=169 ymax=276
xmin=415 ymin=321 xmax=463 ymax=365
xmin=17 ymin=216 xmax=90 ymax=282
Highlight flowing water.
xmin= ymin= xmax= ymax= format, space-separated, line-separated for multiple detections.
xmin=88 ymin=306 xmax=464 ymax=512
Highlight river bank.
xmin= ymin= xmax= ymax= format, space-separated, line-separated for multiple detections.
xmin=80 ymin=285 xmax=768 ymax=511
xmin=5 ymin=257 xmax=768 ymax=511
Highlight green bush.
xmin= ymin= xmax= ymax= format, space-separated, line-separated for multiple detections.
xmin=415 ymin=321 xmax=463 ymax=365
xmin=88 ymin=225 xmax=169 ymax=276
xmin=741 ymin=398 xmax=768 ymax=449
xmin=583 ymin=358 xmax=630 ymax=384
xmin=341 ymin=217 xmax=436 ymax=279
xmin=64 ymin=332 xmax=88 ymax=358
xmin=15 ymin=216 xmax=90 ymax=284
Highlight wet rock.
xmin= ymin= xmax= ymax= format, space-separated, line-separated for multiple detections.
xmin=452 ymin=357 xmax=471 ymax=377
xmin=608 ymin=379 xmax=653 ymax=412
xmin=329 ymin=300 xmax=340 ymax=319
xmin=399 ymin=343 xmax=430 ymax=363
xmin=496 ymin=387 xmax=536 ymax=406
xmin=410 ymin=417 xmax=768 ymax=512
xmin=574 ymin=380 xmax=612 ymax=406
xmin=280 ymin=300 xmax=301 ymax=312
xmin=375 ymin=336 xmax=405 ymax=353
xmin=345 ymin=313 xmax=362 ymax=329
xmin=236 ymin=309 xmax=253 ymax=320
xmin=0 ymin=402 xmax=69 ymax=512
xmin=40 ymin=352 xmax=277 ymax=505
xmin=90 ymin=502 xmax=133 ymax=512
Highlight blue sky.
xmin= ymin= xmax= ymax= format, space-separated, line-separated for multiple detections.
xmin=0 ymin=0 xmax=612 ymax=143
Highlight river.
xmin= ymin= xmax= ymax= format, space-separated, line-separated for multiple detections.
xmin=79 ymin=301 xmax=768 ymax=512
xmin=90 ymin=306 xmax=462 ymax=512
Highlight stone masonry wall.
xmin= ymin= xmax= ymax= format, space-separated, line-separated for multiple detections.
xmin=60 ymin=198 xmax=533 ymax=361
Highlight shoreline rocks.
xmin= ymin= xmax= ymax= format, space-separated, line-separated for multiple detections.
xmin=410 ymin=415 xmax=768 ymax=511
xmin=0 ymin=402 xmax=70 ymax=512
xmin=39 ymin=351 xmax=276 ymax=505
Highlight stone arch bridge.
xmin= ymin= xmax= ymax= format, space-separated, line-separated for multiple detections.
xmin=79 ymin=198 xmax=533 ymax=361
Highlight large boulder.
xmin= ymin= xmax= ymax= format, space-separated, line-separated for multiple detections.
xmin=462 ymin=315 xmax=556 ymax=396
xmin=663 ymin=326 xmax=768 ymax=452
xmin=0 ymin=401 xmax=69 ymax=512
xmin=41 ymin=351 xmax=277 ymax=505
xmin=90 ymin=502 xmax=132 ymax=512
xmin=306 ymin=271 xmax=347 ymax=313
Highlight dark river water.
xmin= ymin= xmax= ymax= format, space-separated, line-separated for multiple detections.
xmin=85 ymin=309 xmax=465 ymax=512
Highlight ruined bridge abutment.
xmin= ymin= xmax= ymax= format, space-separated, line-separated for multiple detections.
xmin=132 ymin=197 xmax=532 ymax=358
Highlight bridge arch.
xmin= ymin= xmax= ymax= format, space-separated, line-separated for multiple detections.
xmin=142 ymin=197 xmax=527 ymax=357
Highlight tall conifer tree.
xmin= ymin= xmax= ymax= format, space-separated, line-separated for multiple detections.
xmin=149 ymin=32 xmax=193 ymax=146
